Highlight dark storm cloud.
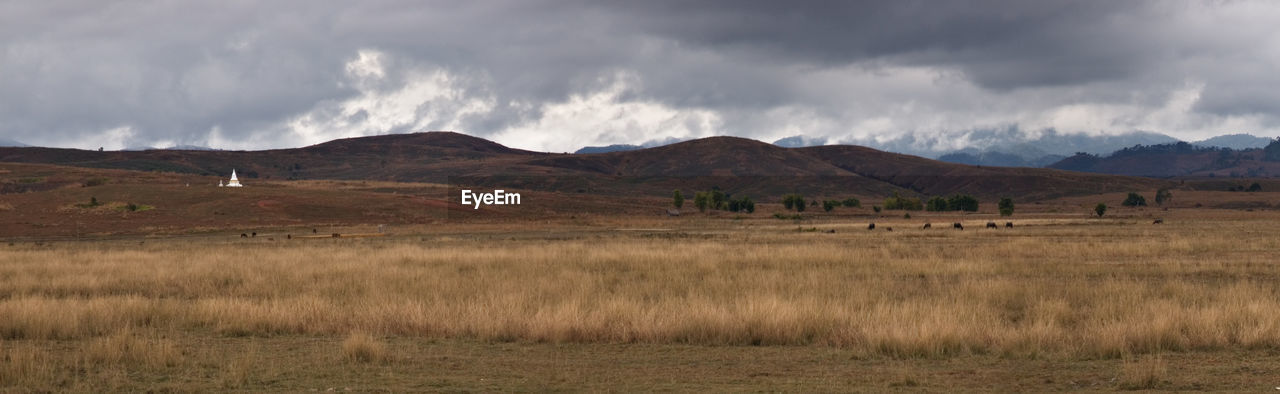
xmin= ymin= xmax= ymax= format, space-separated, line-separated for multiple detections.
xmin=0 ymin=1 xmax=1277 ymax=151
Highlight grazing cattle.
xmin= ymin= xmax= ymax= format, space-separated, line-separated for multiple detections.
xmin=251 ymin=232 xmax=257 ymax=237
xmin=240 ymin=233 xmax=247 ymax=238
xmin=312 ymin=229 xmax=317 ymax=233
xmin=287 ymin=234 xmax=292 ymax=240
xmin=867 ymin=223 xmax=876 ymax=230
xmin=1005 ymin=222 xmax=1013 ymax=228
xmin=953 ymin=223 xmax=964 ymax=230
xmin=885 ymin=227 xmax=893 ymax=232
xmin=986 ymin=222 xmax=997 ymax=229
xmin=1153 ymin=219 xmax=1164 ymax=224
xmin=922 ymin=223 xmax=932 ymax=229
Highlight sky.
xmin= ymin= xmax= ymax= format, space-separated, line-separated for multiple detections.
xmin=3 ymin=1 xmax=1280 ymax=152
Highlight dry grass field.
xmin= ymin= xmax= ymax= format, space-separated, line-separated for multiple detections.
xmin=3 ymin=209 xmax=1280 ymax=391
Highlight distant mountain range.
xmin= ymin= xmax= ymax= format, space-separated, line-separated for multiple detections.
xmin=0 ymin=138 xmax=29 ymax=147
xmin=573 ymin=137 xmax=685 ymax=154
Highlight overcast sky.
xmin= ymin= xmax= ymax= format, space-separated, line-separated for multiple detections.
xmin=3 ymin=1 xmax=1279 ymax=152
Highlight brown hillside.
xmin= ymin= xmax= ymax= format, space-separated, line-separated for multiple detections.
xmin=0 ymin=132 xmax=1172 ymax=200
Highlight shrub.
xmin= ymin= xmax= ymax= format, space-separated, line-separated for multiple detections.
xmin=672 ymin=190 xmax=684 ymax=209
xmin=903 ymin=213 xmax=911 ymax=219
xmin=1122 ymin=192 xmax=1147 ymax=207
xmin=795 ymin=198 xmax=806 ymax=212
xmin=82 ymin=178 xmax=108 ymax=187
xmin=872 ymin=206 xmax=881 ymax=213
xmin=998 ymin=197 xmax=1014 ymax=217
xmin=841 ymin=198 xmax=860 ymax=208
xmin=1248 ymin=182 xmax=1262 ymax=192
xmin=822 ymin=200 xmax=836 ymax=212
xmin=1095 ymin=203 xmax=1107 ymax=217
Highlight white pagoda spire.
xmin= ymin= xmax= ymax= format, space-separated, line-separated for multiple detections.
xmin=225 ymin=169 xmax=243 ymax=187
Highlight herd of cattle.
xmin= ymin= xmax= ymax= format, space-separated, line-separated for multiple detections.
xmin=864 ymin=219 xmax=1164 ymax=232
xmin=867 ymin=221 xmax=1012 ymax=231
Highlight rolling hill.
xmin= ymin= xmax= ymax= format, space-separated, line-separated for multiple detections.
xmin=0 ymin=131 xmax=1170 ymax=200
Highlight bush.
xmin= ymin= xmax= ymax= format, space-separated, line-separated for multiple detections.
xmin=841 ymin=198 xmax=861 ymax=208
xmin=998 ymin=197 xmax=1014 ymax=217
xmin=1095 ymin=203 xmax=1107 ymax=217
xmin=1248 ymin=182 xmax=1262 ymax=192
xmin=795 ymin=198 xmax=806 ymax=212
xmin=872 ymin=206 xmax=881 ymax=213
xmin=822 ymin=200 xmax=836 ymax=212
xmin=672 ymin=190 xmax=684 ymax=209
xmin=903 ymin=213 xmax=911 ymax=219
xmin=82 ymin=178 xmax=109 ymax=187
xmin=1122 ymin=192 xmax=1147 ymax=207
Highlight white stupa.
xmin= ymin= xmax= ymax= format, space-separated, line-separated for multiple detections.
xmin=224 ymin=169 xmax=243 ymax=187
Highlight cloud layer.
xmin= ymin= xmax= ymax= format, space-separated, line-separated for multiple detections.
xmin=3 ymin=1 xmax=1279 ymax=152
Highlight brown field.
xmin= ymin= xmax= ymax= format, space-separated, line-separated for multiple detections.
xmin=4 ymin=206 xmax=1280 ymax=391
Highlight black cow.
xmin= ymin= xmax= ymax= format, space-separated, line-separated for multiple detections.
xmin=240 ymin=233 xmax=247 ymax=238
xmin=922 ymin=223 xmax=932 ymax=229
xmin=1005 ymin=222 xmax=1013 ymax=228
xmin=953 ymin=223 xmax=964 ymax=230
xmin=867 ymin=223 xmax=876 ymax=230
xmin=1153 ymin=219 xmax=1164 ymax=224
xmin=986 ymin=222 xmax=997 ymax=229
xmin=885 ymin=227 xmax=893 ymax=232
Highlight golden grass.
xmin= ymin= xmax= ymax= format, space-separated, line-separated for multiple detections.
xmin=1 ymin=217 xmax=1279 ymax=362
xmin=342 ymin=331 xmax=388 ymax=363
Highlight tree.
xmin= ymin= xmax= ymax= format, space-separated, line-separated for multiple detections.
xmin=1265 ymin=137 xmax=1280 ymax=162
xmin=998 ymin=197 xmax=1014 ymax=217
xmin=672 ymin=190 xmax=684 ymax=209
xmin=783 ymin=194 xmax=803 ymax=211
xmin=795 ymin=197 xmax=806 ymax=212
xmin=694 ymin=192 xmax=709 ymax=213
xmin=822 ymin=200 xmax=836 ymax=212
xmin=925 ymin=196 xmax=948 ymax=212
xmin=1154 ymin=188 xmax=1172 ymax=206
xmin=742 ymin=197 xmax=755 ymax=213
xmin=710 ymin=190 xmax=726 ymax=210
xmin=90 ymin=196 xmax=99 ymax=207
xmin=1095 ymin=203 xmax=1107 ymax=217
xmin=1248 ymin=182 xmax=1262 ymax=192
xmin=947 ymin=194 xmax=980 ymax=212
xmin=1122 ymin=192 xmax=1147 ymax=207
xmin=883 ymin=192 xmax=922 ymax=210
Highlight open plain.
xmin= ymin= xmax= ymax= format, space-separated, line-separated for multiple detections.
xmin=4 ymin=205 xmax=1280 ymax=391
